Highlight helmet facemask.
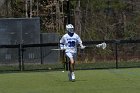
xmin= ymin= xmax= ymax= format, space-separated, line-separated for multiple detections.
xmin=67 ymin=28 xmax=74 ymax=33
xmin=66 ymin=24 xmax=74 ymax=37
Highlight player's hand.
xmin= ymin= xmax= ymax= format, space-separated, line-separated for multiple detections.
xmin=81 ymin=45 xmax=86 ymax=49
xmin=60 ymin=45 xmax=67 ymax=50
xmin=96 ymin=44 xmax=102 ymax=48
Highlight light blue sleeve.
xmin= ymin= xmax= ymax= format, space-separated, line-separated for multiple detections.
xmin=77 ymin=35 xmax=82 ymax=44
xmin=60 ymin=36 xmax=65 ymax=49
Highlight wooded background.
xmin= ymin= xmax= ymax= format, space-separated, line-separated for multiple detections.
xmin=0 ymin=0 xmax=139 ymax=41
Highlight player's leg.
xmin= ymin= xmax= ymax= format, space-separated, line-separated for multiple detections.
xmin=71 ymin=53 xmax=77 ymax=81
xmin=66 ymin=56 xmax=72 ymax=81
xmin=69 ymin=57 xmax=75 ymax=81
xmin=69 ymin=57 xmax=75 ymax=72
xmin=66 ymin=52 xmax=75 ymax=81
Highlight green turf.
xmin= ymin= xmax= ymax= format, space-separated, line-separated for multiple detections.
xmin=0 ymin=68 xmax=140 ymax=93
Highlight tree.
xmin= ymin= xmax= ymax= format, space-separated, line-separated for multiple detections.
xmin=0 ymin=0 xmax=12 ymax=17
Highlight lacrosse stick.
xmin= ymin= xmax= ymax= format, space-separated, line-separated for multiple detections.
xmin=51 ymin=48 xmax=65 ymax=51
xmin=51 ymin=42 xmax=106 ymax=50
xmin=51 ymin=46 xmax=85 ymax=51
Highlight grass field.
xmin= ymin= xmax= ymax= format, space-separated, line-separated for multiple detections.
xmin=0 ymin=68 xmax=140 ymax=93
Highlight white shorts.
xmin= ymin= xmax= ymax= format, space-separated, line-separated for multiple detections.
xmin=65 ymin=52 xmax=77 ymax=60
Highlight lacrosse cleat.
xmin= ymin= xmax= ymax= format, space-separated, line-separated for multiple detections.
xmin=71 ymin=72 xmax=75 ymax=82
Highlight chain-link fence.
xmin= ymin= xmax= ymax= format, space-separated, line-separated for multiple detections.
xmin=75 ymin=40 xmax=140 ymax=70
xmin=0 ymin=40 xmax=139 ymax=71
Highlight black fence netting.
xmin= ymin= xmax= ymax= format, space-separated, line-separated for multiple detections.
xmin=76 ymin=40 xmax=140 ymax=70
xmin=0 ymin=39 xmax=139 ymax=71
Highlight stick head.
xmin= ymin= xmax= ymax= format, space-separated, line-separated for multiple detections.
xmin=101 ymin=42 xmax=107 ymax=49
xmin=96 ymin=42 xmax=107 ymax=49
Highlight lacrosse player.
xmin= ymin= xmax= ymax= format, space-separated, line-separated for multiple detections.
xmin=60 ymin=24 xmax=85 ymax=82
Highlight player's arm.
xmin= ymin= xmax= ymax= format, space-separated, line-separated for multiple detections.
xmin=60 ymin=36 xmax=66 ymax=49
xmin=77 ymin=36 xmax=85 ymax=49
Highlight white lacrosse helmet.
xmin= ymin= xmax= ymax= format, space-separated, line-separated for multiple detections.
xmin=66 ymin=24 xmax=74 ymax=33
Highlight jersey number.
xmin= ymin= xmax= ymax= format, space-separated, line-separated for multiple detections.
xmin=68 ymin=41 xmax=75 ymax=47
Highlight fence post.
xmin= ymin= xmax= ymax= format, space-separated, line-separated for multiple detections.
xmin=40 ymin=34 xmax=43 ymax=64
xmin=18 ymin=44 xmax=24 ymax=71
xmin=115 ymin=40 xmax=120 ymax=69
xmin=18 ymin=44 xmax=21 ymax=71
xmin=115 ymin=43 xmax=118 ymax=69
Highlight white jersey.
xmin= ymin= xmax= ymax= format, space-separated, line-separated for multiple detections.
xmin=60 ymin=33 xmax=82 ymax=53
